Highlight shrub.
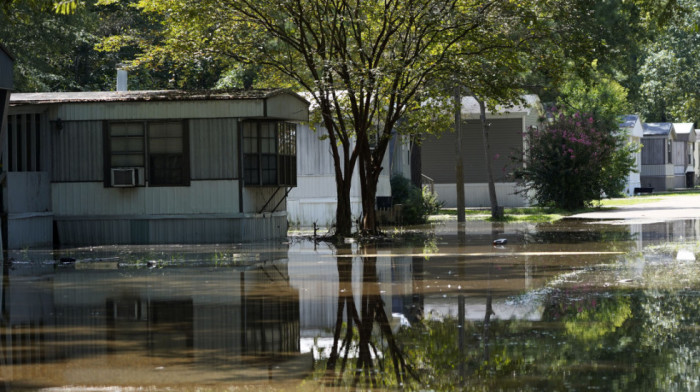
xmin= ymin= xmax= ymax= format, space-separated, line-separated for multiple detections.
xmin=390 ymin=175 xmax=443 ymax=224
xmin=512 ymin=109 xmax=637 ymax=210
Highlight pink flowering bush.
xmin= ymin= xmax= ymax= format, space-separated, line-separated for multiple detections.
xmin=513 ymin=108 xmax=636 ymax=210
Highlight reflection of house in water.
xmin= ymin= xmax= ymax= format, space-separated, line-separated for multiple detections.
xmin=286 ymin=240 xmax=422 ymax=359
xmin=287 ymin=241 xmax=420 ymax=332
xmin=628 ymin=220 xmax=700 ymax=249
xmin=0 ymin=252 xmax=303 ymax=384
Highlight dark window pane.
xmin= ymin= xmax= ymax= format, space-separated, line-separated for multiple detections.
xmin=244 ymin=154 xmax=259 ymax=185
xmin=150 ymin=154 xmax=184 ymax=185
xmin=110 ymin=122 xmax=145 ymax=169
xmin=261 ymin=154 xmax=277 ymax=185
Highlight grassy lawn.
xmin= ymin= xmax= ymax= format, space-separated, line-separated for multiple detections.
xmin=430 ymin=207 xmax=567 ymax=223
xmin=596 ymin=197 xmax=661 ymax=207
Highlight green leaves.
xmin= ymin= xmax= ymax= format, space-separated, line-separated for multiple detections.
xmin=53 ymin=0 xmax=78 ymax=14
xmin=514 ymin=109 xmax=636 ymax=209
xmin=636 ymin=0 xmax=700 ymax=122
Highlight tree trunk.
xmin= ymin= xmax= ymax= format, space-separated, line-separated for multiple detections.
xmin=335 ymin=174 xmax=354 ymax=237
xmin=454 ymin=86 xmax=465 ymax=223
xmin=477 ymin=98 xmax=502 ymax=219
xmin=410 ymin=135 xmax=422 ymax=189
xmin=359 ymin=157 xmax=380 ymax=235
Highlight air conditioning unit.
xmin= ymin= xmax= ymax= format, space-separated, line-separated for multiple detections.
xmin=111 ymin=167 xmax=145 ymax=187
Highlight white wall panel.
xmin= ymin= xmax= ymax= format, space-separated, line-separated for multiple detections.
xmin=434 ymin=182 xmax=530 ymax=208
xmin=641 ymin=164 xmax=674 ymax=177
xmin=52 ymin=180 xmax=240 ymax=216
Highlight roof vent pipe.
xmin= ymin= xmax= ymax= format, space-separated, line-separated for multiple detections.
xmin=116 ymin=68 xmax=128 ymax=92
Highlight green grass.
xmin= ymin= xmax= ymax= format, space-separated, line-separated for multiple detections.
xmin=597 ymin=197 xmax=661 ymax=207
xmin=596 ymin=189 xmax=700 ymax=207
xmin=432 ymin=207 xmax=566 ymax=223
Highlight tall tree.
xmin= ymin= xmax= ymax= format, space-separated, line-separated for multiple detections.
xmin=0 ymin=0 xmax=181 ymax=92
xmin=636 ymin=0 xmax=700 ymax=122
xmin=125 ymin=0 xmax=561 ymax=237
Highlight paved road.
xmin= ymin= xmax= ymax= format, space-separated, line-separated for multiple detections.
xmin=568 ymin=194 xmax=700 ymax=223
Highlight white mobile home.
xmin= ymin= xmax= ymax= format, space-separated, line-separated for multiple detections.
xmin=673 ymin=123 xmax=696 ymax=188
xmin=618 ymin=115 xmax=644 ymax=195
xmin=640 ymin=122 xmax=678 ymax=191
xmin=5 ymin=89 xmax=309 ymax=248
xmin=287 ymin=121 xmax=412 ymax=228
xmin=421 ymin=95 xmax=542 ymax=208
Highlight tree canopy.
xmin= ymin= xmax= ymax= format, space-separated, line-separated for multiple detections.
xmin=119 ymin=0 xmax=574 ymax=236
xmin=1 ymin=0 xmax=691 ymax=232
xmin=637 ymin=0 xmax=700 ymax=122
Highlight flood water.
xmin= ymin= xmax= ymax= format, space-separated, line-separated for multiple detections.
xmin=2 ymin=219 xmax=700 ymax=391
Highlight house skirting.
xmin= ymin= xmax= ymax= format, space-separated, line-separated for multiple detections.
xmin=53 ymin=213 xmax=288 ymax=247
xmin=287 ymin=197 xmax=362 ymax=228
xmin=640 ymin=176 xmax=675 ymax=191
xmin=7 ymin=212 xmax=54 ymax=250
xmin=433 ymin=183 xmax=530 ymax=208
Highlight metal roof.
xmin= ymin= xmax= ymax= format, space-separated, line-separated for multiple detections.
xmin=460 ymin=94 xmax=540 ymax=115
xmin=642 ymin=122 xmax=673 ymax=136
xmin=10 ymin=89 xmax=308 ymax=105
xmin=619 ymin=114 xmax=639 ymax=128
xmin=673 ymin=122 xmax=694 ymax=135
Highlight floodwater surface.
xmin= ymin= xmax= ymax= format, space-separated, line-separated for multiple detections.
xmin=1 ymin=220 xmax=699 ymax=390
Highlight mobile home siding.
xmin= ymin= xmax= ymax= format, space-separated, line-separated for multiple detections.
xmin=6 ymin=172 xmax=52 ymax=249
xmin=53 ymin=118 xmax=240 ymax=182
xmin=52 ymin=180 xmax=240 ymax=216
xmin=673 ymin=141 xmax=686 ymax=169
xmin=55 ymin=213 xmax=286 ymax=246
xmin=6 ymin=112 xmax=51 ymax=173
xmin=296 ymin=125 xmax=335 ymax=176
xmin=190 ymin=118 xmax=239 ymax=180
xmin=642 ymin=138 xmax=665 ymax=165
xmin=265 ymin=94 xmax=309 ymax=121
xmin=422 ymin=118 xmax=522 ymax=184
xmin=52 ymin=121 xmax=103 ymax=182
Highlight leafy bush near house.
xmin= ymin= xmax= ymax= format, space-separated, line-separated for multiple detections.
xmin=512 ymin=108 xmax=637 ymax=210
xmin=390 ymin=175 xmax=443 ymax=224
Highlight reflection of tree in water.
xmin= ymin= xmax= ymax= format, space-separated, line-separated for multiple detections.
xmin=396 ymin=284 xmax=700 ymax=391
xmin=525 ymin=221 xmax=635 ymax=246
xmin=324 ymin=245 xmax=419 ymax=388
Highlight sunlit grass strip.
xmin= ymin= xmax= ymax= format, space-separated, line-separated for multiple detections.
xmin=430 ymin=208 xmax=565 ymax=223
xmin=597 ymin=197 xmax=661 ymax=207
